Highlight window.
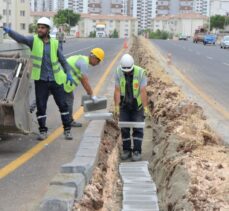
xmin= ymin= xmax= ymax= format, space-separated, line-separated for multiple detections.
xmin=3 ymin=9 xmax=11 ymax=15
xmin=20 ymin=23 xmax=26 ymax=30
xmin=20 ymin=0 xmax=25 ymax=2
xmin=20 ymin=10 xmax=25 ymax=16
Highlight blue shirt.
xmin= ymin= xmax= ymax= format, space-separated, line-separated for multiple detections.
xmin=8 ymin=30 xmax=71 ymax=81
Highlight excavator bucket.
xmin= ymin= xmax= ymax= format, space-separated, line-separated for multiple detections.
xmin=0 ymin=55 xmax=32 ymax=134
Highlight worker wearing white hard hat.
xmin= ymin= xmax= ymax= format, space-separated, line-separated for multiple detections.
xmin=114 ymin=53 xmax=151 ymax=161
xmin=2 ymin=17 xmax=74 ymax=140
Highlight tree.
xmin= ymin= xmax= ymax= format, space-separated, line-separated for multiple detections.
xmin=29 ymin=23 xmax=37 ymax=33
xmin=111 ymin=29 xmax=119 ymax=38
xmin=210 ymin=15 xmax=225 ymax=30
xmin=54 ymin=9 xmax=80 ymax=27
xmin=89 ymin=31 xmax=96 ymax=38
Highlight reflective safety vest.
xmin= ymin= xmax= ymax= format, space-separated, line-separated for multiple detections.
xmin=116 ymin=65 xmax=146 ymax=107
xmin=31 ymin=35 xmax=66 ymax=85
xmin=64 ymin=55 xmax=89 ymax=93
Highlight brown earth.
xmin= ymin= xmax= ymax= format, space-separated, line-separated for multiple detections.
xmin=130 ymin=37 xmax=229 ymax=211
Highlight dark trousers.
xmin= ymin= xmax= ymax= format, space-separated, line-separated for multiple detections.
xmin=120 ymin=106 xmax=144 ymax=153
xmin=65 ymin=91 xmax=74 ymax=122
xmin=35 ymin=80 xmax=71 ymax=132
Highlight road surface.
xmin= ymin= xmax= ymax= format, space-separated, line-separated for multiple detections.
xmin=0 ymin=38 xmax=124 ymax=211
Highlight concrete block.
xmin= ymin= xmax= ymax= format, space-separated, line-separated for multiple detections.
xmin=122 ymin=176 xmax=152 ymax=183
xmin=120 ymin=171 xmax=151 ymax=178
xmin=83 ymin=120 xmax=105 ymax=137
xmin=123 ymin=182 xmax=157 ymax=192
xmin=123 ymin=194 xmax=158 ymax=202
xmin=61 ymin=156 xmax=96 ymax=183
xmin=118 ymin=121 xmax=145 ymax=128
xmin=50 ymin=173 xmax=85 ymax=200
xmin=39 ymin=185 xmax=75 ymax=211
xmin=83 ymin=97 xmax=107 ymax=112
xmin=81 ymin=95 xmax=91 ymax=106
xmin=123 ymin=201 xmax=159 ymax=210
xmin=76 ymin=147 xmax=99 ymax=158
xmin=120 ymin=161 xmax=149 ymax=166
xmin=84 ymin=112 xmax=113 ymax=121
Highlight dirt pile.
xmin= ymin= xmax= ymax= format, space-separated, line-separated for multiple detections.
xmin=73 ymin=120 xmax=122 ymax=211
xmin=130 ymin=37 xmax=229 ymax=211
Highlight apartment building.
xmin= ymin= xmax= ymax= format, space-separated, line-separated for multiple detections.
xmin=210 ymin=0 xmax=229 ymax=16
xmin=193 ymin=0 xmax=209 ymax=16
xmin=156 ymin=0 xmax=194 ymax=16
xmin=0 ymin=0 xmax=30 ymax=34
xmin=78 ymin=13 xmax=138 ymax=38
xmin=152 ymin=13 xmax=208 ymax=36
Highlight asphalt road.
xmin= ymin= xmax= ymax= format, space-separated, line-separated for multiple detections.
xmin=152 ymin=39 xmax=229 ymax=112
xmin=0 ymin=38 xmax=124 ymax=211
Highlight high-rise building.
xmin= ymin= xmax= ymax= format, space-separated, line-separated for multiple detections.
xmin=156 ymin=0 xmax=195 ymax=16
xmin=0 ymin=0 xmax=30 ymax=34
xmin=209 ymin=0 xmax=229 ymax=16
xmin=193 ymin=0 xmax=209 ymax=16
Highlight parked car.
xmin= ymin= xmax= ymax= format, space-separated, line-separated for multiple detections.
xmin=179 ymin=34 xmax=188 ymax=40
xmin=220 ymin=36 xmax=229 ymax=49
xmin=203 ymin=34 xmax=217 ymax=45
xmin=193 ymin=28 xmax=207 ymax=43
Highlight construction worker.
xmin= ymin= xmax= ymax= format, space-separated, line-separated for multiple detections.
xmin=2 ymin=17 xmax=74 ymax=140
xmin=114 ymin=54 xmax=151 ymax=161
xmin=64 ymin=48 xmax=105 ymax=127
xmin=29 ymin=48 xmax=105 ymax=127
xmin=56 ymin=28 xmax=65 ymax=51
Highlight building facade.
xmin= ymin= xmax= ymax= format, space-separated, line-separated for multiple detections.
xmin=78 ymin=14 xmax=138 ymax=38
xmin=152 ymin=13 xmax=208 ymax=36
xmin=210 ymin=0 xmax=229 ymax=16
xmin=0 ymin=0 xmax=30 ymax=34
xmin=193 ymin=0 xmax=210 ymax=16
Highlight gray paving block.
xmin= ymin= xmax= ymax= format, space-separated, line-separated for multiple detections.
xmin=39 ymin=185 xmax=75 ymax=211
xmin=119 ymin=167 xmax=150 ymax=174
xmin=76 ymin=147 xmax=98 ymax=158
xmin=123 ymin=194 xmax=158 ymax=202
xmin=81 ymin=95 xmax=91 ymax=106
xmin=83 ymin=120 xmax=105 ymax=137
xmin=118 ymin=121 xmax=145 ymax=128
xmin=123 ymin=201 xmax=159 ymax=210
xmin=84 ymin=112 xmax=113 ymax=120
xmin=61 ymin=156 xmax=96 ymax=183
xmin=120 ymin=161 xmax=149 ymax=166
xmin=120 ymin=172 xmax=151 ymax=178
xmin=50 ymin=173 xmax=85 ymax=200
xmin=83 ymin=97 xmax=107 ymax=112
xmin=123 ymin=183 xmax=157 ymax=192
xmin=79 ymin=136 xmax=101 ymax=147
xmin=123 ymin=190 xmax=156 ymax=196
xmin=122 ymin=209 xmax=158 ymax=211
xmin=122 ymin=176 xmax=152 ymax=183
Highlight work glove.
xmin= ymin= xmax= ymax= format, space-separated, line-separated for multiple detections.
xmin=66 ymin=73 xmax=74 ymax=85
xmin=144 ymin=106 xmax=152 ymax=119
xmin=2 ymin=26 xmax=11 ymax=33
xmin=114 ymin=105 xmax=120 ymax=121
xmin=91 ymin=95 xmax=99 ymax=103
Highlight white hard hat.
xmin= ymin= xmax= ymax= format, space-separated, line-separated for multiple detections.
xmin=37 ymin=17 xmax=52 ymax=28
xmin=120 ymin=54 xmax=134 ymax=72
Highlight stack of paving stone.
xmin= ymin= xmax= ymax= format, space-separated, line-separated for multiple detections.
xmin=119 ymin=161 xmax=159 ymax=211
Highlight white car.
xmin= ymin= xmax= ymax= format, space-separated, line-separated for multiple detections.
xmin=220 ymin=36 xmax=229 ymax=49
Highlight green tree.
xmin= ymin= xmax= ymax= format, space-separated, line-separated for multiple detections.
xmin=54 ymin=9 xmax=80 ymax=27
xmin=210 ymin=15 xmax=225 ymax=30
xmin=111 ymin=29 xmax=119 ymax=38
xmin=29 ymin=23 xmax=37 ymax=33
xmin=89 ymin=31 xmax=96 ymax=38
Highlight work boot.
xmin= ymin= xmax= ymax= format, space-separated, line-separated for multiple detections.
xmin=121 ymin=150 xmax=132 ymax=160
xmin=132 ymin=151 xmax=142 ymax=162
xmin=71 ymin=121 xmax=82 ymax=127
xmin=64 ymin=130 xmax=73 ymax=140
xmin=37 ymin=131 xmax=47 ymax=141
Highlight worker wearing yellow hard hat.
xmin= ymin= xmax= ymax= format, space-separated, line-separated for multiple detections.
xmin=63 ymin=47 xmax=105 ymax=127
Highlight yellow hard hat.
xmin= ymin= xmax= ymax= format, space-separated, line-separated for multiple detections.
xmin=91 ymin=48 xmax=105 ymax=61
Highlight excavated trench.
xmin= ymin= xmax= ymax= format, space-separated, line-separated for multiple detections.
xmin=72 ymin=37 xmax=229 ymax=211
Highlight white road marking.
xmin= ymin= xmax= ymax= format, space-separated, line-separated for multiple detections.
xmin=223 ymin=62 xmax=229 ymax=66
xmin=206 ymin=56 xmax=213 ymax=60
xmin=64 ymin=45 xmax=96 ymax=56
